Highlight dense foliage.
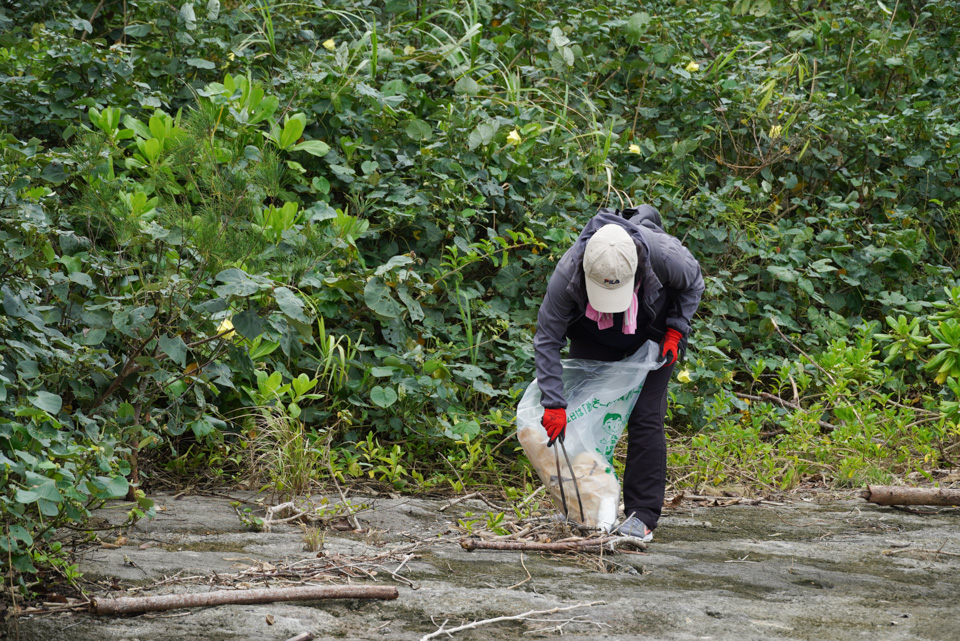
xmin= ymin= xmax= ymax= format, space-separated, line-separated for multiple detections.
xmin=1 ymin=0 xmax=958 ymax=588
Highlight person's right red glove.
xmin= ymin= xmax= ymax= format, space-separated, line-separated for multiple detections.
xmin=541 ymin=408 xmax=566 ymax=447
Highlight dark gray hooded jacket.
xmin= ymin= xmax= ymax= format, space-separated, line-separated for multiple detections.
xmin=533 ymin=206 xmax=704 ymax=409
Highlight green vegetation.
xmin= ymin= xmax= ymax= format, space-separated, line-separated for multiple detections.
xmin=0 ymin=0 xmax=958 ymax=590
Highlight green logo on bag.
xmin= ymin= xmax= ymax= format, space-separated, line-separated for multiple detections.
xmin=567 ymin=385 xmax=644 ymax=425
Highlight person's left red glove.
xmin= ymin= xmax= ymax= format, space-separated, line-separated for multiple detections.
xmin=658 ymin=328 xmax=683 ymax=366
xmin=541 ymin=408 xmax=566 ymax=447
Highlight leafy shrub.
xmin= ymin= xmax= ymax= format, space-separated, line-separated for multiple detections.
xmin=1 ymin=0 xmax=959 ymax=588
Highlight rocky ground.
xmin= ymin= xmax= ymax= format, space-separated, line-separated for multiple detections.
xmin=4 ymin=490 xmax=960 ymax=641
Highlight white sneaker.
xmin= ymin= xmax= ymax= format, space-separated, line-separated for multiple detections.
xmin=616 ymin=515 xmax=653 ymax=542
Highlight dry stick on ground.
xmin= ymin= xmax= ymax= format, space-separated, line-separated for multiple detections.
xmin=284 ymin=634 xmax=315 ymax=641
xmin=861 ymin=485 xmax=960 ymax=507
xmin=419 ymin=602 xmax=604 ymax=641
xmin=439 ymin=492 xmax=505 ymax=513
xmin=439 ymin=492 xmax=482 ymax=512
xmin=261 ymin=502 xmax=309 ymax=532
xmin=460 ymin=536 xmax=647 ymax=553
xmin=884 ymin=547 xmax=960 ymax=559
xmin=91 ymin=585 xmax=398 ymax=616
xmin=375 ymin=553 xmax=417 ymax=590
xmin=505 ymin=552 xmax=532 ymax=590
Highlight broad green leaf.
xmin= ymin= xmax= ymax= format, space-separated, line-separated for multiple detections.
xmin=159 ymin=334 xmax=188 ymax=367
xmin=41 ymin=162 xmax=66 ymax=184
xmin=233 ymin=308 xmax=265 ymax=340
xmin=375 ymin=255 xmax=414 ymax=276
xmin=124 ymin=24 xmax=152 ymax=37
xmin=29 ymin=391 xmax=62 ymax=415
xmin=404 ymin=119 xmax=432 ymax=142
xmin=397 ymin=285 xmax=424 ymax=322
xmin=69 ymin=272 xmax=95 ymax=289
xmin=8 ymin=525 xmax=32 ymax=546
xmin=673 ymin=137 xmax=699 ymax=158
xmin=180 ymin=2 xmax=197 ymax=30
xmin=903 ymin=154 xmax=926 ymax=168
xmin=370 ymin=385 xmax=398 ymax=408
xmin=291 ymin=374 xmax=317 ymax=397
xmin=454 ymin=77 xmax=479 ymax=94
xmin=38 ymin=498 xmax=59 ymax=516
xmin=274 ymin=287 xmax=310 ymax=323
xmin=215 ymin=268 xmax=264 ymax=297
xmin=1 ymin=285 xmax=27 ymax=317
xmin=279 ymin=114 xmax=307 ymax=150
xmin=34 ymin=480 xmax=63 ymax=503
xmin=471 ymin=123 xmax=497 ymax=151
xmin=289 ymin=140 xmax=330 ymax=157
xmin=549 ymin=26 xmax=570 ymax=49
xmin=248 ymin=337 xmax=280 ymax=359
xmin=103 ymin=475 xmax=129 ymax=498
xmin=80 ymin=327 xmax=107 ymax=346
xmin=364 ymin=278 xmax=403 ymax=319
xmin=381 ymin=79 xmax=407 ymax=97
xmin=624 ymin=12 xmax=651 ymax=46
xmin=451 ymin=419 xmax=481 ymax=438
xmin=112 ymin=305 xmax=157 ymax=337
xmin=768 ymin=265 xmax=799 ymax=283
xmin=187 ymin=58 xmax=216 ymax=70
xmin=15 ymin=489 xmax=40 ymax=504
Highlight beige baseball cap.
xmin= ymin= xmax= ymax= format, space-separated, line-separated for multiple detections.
xmin=583 ymin=224 xmax=638 ymax=313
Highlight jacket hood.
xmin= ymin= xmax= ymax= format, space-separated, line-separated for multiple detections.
xmin=623 ymin=205 xmax=663 ymax=229
xmin=564 ymin=210 xmax=663 ymax=309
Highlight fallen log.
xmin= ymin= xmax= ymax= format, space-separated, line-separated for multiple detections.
xmin=460 ymin=536 xmax=647 ymax=553
xmin=861 ymin=485 xmax=960 ymax=507
xmin=91 ymin=585 xmax=398 ymax=616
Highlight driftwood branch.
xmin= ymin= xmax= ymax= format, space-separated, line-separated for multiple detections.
xmin=460 ymin=536 xmax=647 ymax=553
xmin=91 ymin=585 xmax=398 ymax=616
xmin=284 ymin=634 xmax=314 ymax=641
xmin=419 ymin=602 xmax=604 ymax=641
xmin=861 ymin=485 xmax=960 ymax=507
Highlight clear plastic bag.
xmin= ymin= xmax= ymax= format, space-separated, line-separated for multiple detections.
xmin=517 ymin=341 xmax=662 ymax=531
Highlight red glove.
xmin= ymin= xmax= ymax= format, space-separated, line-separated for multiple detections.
xmin=658 ymin=328 xmax=683 ymax=366
xmin=541 ymin=408 xmax=566 ymax=447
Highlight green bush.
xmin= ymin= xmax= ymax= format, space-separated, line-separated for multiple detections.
xmin=1 ymin=0 xmax=959 ymax=588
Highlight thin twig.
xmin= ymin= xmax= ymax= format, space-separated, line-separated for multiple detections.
xmin=419 ymin=602 xmax=604 ymax=641
xmin=82 ymin=0 xmax=107 ymax=41
xmin=505 ymin=552 xmax=532 ymax=590
xmin=439 ymin=492 xmax=482 ymax=512
xmin=735 ymin=392 xmax=839 ymax=432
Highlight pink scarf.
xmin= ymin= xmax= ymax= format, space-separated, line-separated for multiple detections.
xmin=585 ymin=287 xmax=640 ymax=334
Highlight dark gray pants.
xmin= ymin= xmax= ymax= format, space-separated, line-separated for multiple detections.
xmin=569 ymin=338 xmax=673 ymax=530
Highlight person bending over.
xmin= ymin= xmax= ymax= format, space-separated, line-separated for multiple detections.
xmin=533 ymin=205 xmax=704 ymax=541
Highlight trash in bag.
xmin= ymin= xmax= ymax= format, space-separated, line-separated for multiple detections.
xmin=517 ymin=341 xmax=662 ymax=531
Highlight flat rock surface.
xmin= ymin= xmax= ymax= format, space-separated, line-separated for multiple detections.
xmin=6 ymin=491 xmax=960 ymax=640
